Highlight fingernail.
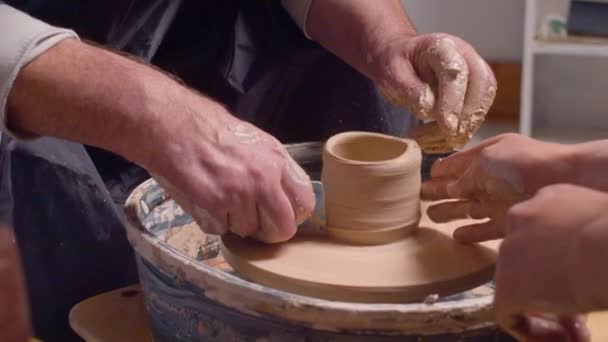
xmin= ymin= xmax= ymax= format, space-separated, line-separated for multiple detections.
xmin=445 ymin=113 xmax=459 ymax=133
xmin=453 ymin=228 xmax=469 ymax=243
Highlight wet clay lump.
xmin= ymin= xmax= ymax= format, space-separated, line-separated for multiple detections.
xmin=322 ymin=132 xmax=422 ymax=244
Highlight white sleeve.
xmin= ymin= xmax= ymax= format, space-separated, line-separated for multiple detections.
xmin=280 ymin=0 xmax=313 ymax=39
xmin=0 ymin=3 xmax=79 ymax=139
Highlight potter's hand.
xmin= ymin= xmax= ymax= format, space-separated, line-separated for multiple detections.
xmin=421 ymin=133 xmax=572 ymax=243
xmin=374 ymin=33 xmax=497 ymax=145
xmin=149 ymin=106 xmax=315 ymax=243
xmin=305 ymin=1 xmax=495 ymax=146
xmin=493 ymin=184 xmax=608 ymax=341
xmin=7 ymin=39 xmax=315 ymax=244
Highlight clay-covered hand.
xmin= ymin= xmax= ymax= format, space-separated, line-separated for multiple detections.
xmin=372 ymin=33 xmax=497 ymax=146
xmin=421 ymin=133 xmax=573 ymax=243
xmin=149 ymin=105 xmax=315 ymax=243
xmin=493 ymin=184 xmax=608 ymax=342
xmin=4 ymin=38 xmax=314 ymax=244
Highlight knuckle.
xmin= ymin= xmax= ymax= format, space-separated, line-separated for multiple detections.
xmin=209 ymin=191 xmax=229 ymax=210
xmin=506 ymin=202 xmax=535 ymax=231
xmin=496 ymin=132 xmax=523 ymax=142
xmin=536 ymin=184 xmax=564 ymax=199
xmin=247 ymin=164 xmax=267 ymax=184
xmin=478 ymin=148 xmax=496 ymax=164
xmin=546 ymin=183 xmax=576 ymax=192
xmin=534 ymin=183 xmax=575 ymax=203
xmin=429 ymin=32 xmax=452 ymax=41
xmin=220 ymin=178 xmax=241 ymax=200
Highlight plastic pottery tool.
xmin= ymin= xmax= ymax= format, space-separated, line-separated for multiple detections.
xmin=296 ymin=181 xmax=326 ymax=235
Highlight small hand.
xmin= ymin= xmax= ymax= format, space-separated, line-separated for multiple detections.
xmin=372 ymin=33 xmax=497 ymax=146
xmin=148 ymin=102 xmax=315 ymax=243
xmin=421 ymin=133 xmax=573 ymax=243
xmin=494 ymin=184 xmax=607 ymax=341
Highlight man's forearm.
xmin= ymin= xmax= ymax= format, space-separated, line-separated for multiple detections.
xmin=6 ymin=38 xmax=223 ymax=169
xmin=306 ymin=0 xmax=415 ymax=80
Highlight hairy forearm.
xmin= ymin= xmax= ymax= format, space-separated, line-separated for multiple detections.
xmin=306 ymin=0 xmax=415 ymax=80
xmin=6 ymin=38 xmax=223 ymax=169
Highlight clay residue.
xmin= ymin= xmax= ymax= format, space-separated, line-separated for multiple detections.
xmin=164 ymin=223 xmax=208 ymax=259
xmin=424 ymin=36 xmax=469 ymax=135
xmin=228 ymin=123 xmax=260 ymax=145
xmin=153 ymin=174 xmax=225 ymax=235
xmin=412 ymin=121 xmax=463 ymax=154
xmin=163 ymin=223 xmax=233 ymax=272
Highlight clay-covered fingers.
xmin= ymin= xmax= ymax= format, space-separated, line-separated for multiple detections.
xmin=429 ymin=135 xmax=503 ymax=179
xmin=426 ymin=200 xmax=492 ymax=223
xmin=453 ymin=219 xmax=506 ymax=244
xmin=254 ymin=182 xmax=298 ymax=243
xmin=420 ymin=177 xmax=474 ymax=200
xmin=458 ymin=42 xmax=497 ymax=138
xmin=422 ymin=165 xmax=480 ymax=201
xmin=226 ymin=189 xmax=259 ymax=238
xmin=426 ymin=200 xmax=504 ymax=243
xmin=421 ymin=177 xmax=453 ymax=200
xmin=424 ymin=35 xmax=470 ymax=136
xmin=280 ymin=152 xmax=315 ymax=225
xmin=152 ymin=173 xmax=227 ymax=235
xmin=379 ymin=57 xmax=436 ymax=120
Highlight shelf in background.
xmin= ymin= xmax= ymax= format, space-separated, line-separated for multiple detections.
xmin=533 ymin=37 xmax=608 ymax=57
xmin=533 ymin=125 xmax=608 ymax=144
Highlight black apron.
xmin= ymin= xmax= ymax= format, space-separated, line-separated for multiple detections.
xmin=2 ymin=1 xmax=417 ymax=340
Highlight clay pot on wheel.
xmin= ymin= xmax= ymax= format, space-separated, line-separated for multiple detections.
xmin=322 ymin=132 xmax=422 ymax=245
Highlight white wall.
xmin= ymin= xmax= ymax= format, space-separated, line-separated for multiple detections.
xmin=401 ymin=0 xmax=525 ymax=61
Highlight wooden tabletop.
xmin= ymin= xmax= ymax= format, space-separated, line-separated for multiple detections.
xmin=69 ymin=284 xmax=608 ymax=341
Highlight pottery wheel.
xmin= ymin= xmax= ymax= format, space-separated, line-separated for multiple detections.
xmin=221 ymin=202 xmax=499 ymax=303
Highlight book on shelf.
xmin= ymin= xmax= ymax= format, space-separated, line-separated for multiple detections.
xmin=568 ymin=0 xmax=608 ymax=38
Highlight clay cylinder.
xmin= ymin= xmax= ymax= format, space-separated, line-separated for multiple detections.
xmin=321 ymin=132 xmax=422 ymax=245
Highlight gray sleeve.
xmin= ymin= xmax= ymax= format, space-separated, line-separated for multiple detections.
xmin=280 ymin=0 xmax=313 ymax=39
xmin=0 ymin=4 xmax=79 ymax=139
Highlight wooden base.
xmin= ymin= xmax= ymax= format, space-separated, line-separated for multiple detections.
xmin=67 ymin=284 xmax=608 ymax=341
xmin=221 ymin=202 xmax=499 ymax=303
xmin=69 ymin=285 xmax=153 ymax=342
